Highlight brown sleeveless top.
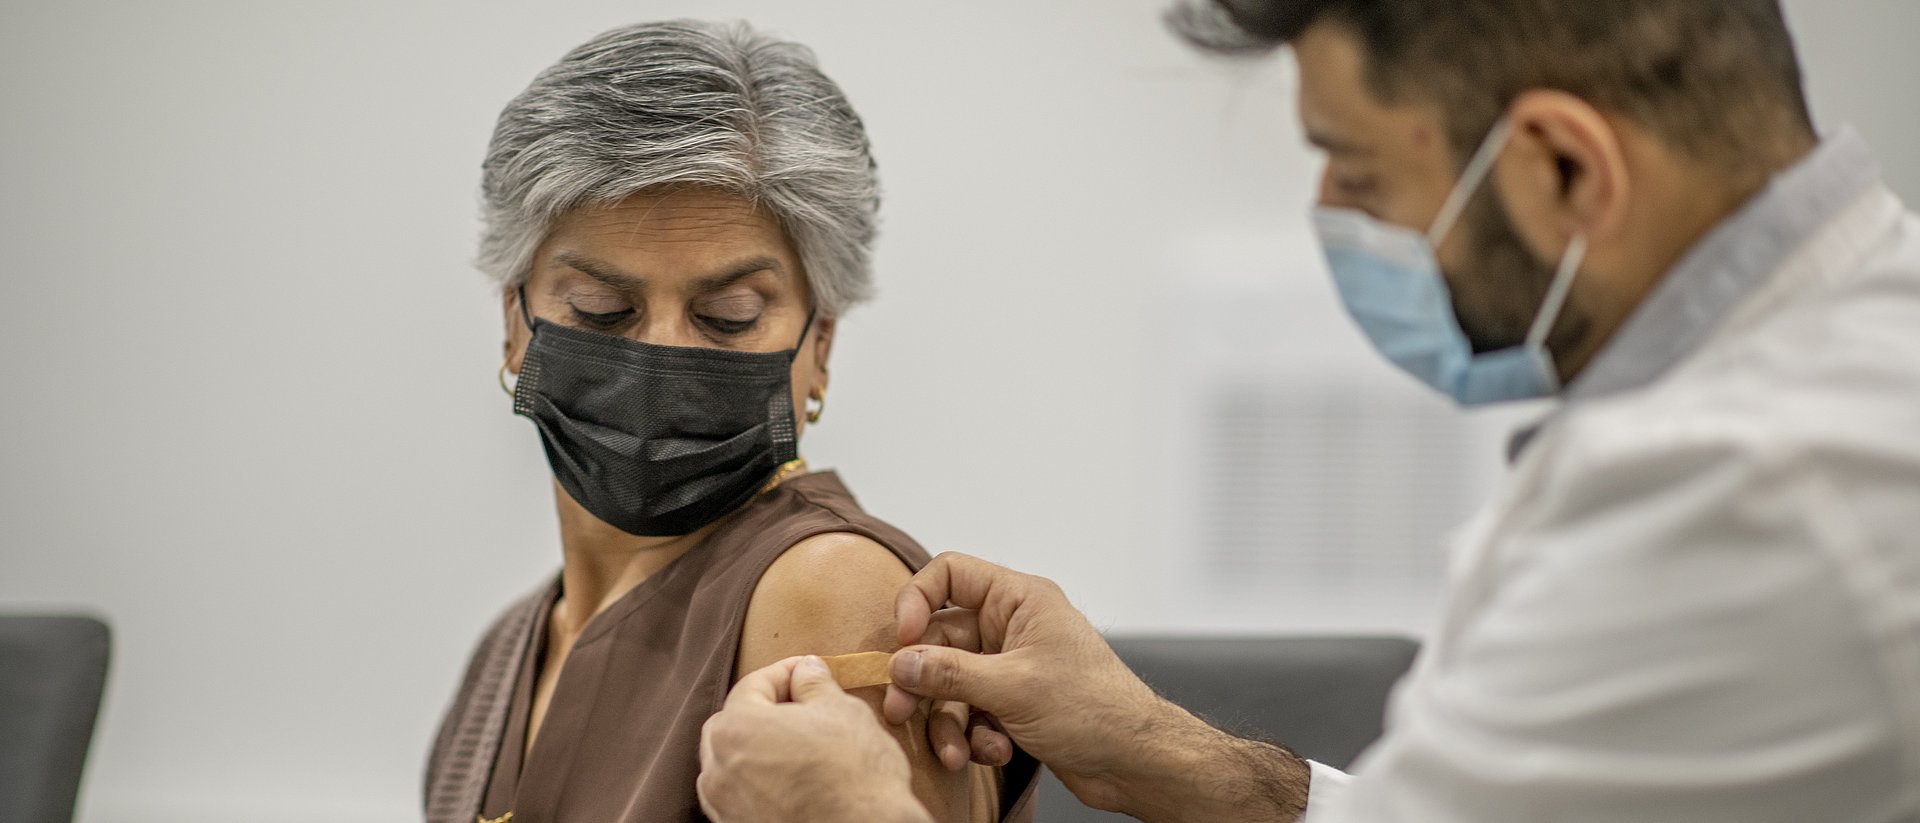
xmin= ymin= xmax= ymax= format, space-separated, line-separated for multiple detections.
xmin=423 ymin=471 xmax=1038 ymax=823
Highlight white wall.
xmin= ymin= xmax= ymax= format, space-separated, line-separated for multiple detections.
xmin=1 ymin=1 xmax=1914 ymax=821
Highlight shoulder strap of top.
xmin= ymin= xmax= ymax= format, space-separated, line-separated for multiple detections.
xmin=777 ymin=471 xmax=933 ymax=568
xmin=424 ymin=582 xmax=549 ymax=823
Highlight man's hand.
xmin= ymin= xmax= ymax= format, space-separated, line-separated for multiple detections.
xmin=882 ymin=553 xmax=1310 ymax=823
xmin=699 ymin=656 xmax=934 ymax=823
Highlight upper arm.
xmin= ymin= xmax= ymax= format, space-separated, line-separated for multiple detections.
xmin=737 ymin=533 xmax=975 ymax=822
xmin=1330 ymin=431 xmax=1904 ymax=822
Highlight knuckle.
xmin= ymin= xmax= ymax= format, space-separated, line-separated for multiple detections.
xmin=930 ymin=655 xmax=966 ymax=694
xmin=695 ymin=773 xmax=728 ymax=817
xmin=922 ymin=622 xmax=949 ymax=646
xmin=827 ymin=692 xmax=866 ymax=720
xmin=705 ymin=713 xmax=746 ymax=747
xmin=1006 ymin=657 xmax=1043 ymax=693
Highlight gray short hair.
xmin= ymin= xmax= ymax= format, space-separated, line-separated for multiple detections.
xmin=478 ymin=20 xmax=880 ymax=315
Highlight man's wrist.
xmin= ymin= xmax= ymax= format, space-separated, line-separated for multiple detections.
xmin=1112 ymin=701 xmax=1311 ymax=823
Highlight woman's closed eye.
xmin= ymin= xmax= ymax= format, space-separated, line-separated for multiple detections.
xmin=696 ymin=293 xmax=766 ymax=337
xmin=699 ymin=315 xmax=757 ymax=336
xmin=570 ymin=305 xmax=636 ymax=331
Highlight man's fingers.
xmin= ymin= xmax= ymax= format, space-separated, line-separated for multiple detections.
xmin=695 ymin=770 xmax=722 ymax=821
xmin=928 ymin=700 xmax=971 ymax=771
xmin=895 ymin=577 xmax=936 ymax=648
xmin=699 ymin=715 xmax=720 ymax=772
xmin=724 ymin=656 xmax=805 ymax=709
xmin=788 ymin=655 xmax=848 ymax=703
xmin=908 ymin=553 xmax=998 ymax=609
xmin=920 ymin=607 xmax=984 ymax=653
xmin=890 ymin=644 xmax=1015 ymax=711
xmin=967 ymin=712 xmax=1013 ymax=767
xmin=698 ymin=709 xmax=748 ymax=820
xmin=882 ymin=684 xmax=922 ymax=725
xmin=898 ymin=552 xmax=1002 ymax=644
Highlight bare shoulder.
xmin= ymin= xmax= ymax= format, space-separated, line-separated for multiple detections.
xmin=736 ymin=533 xmax=979 ymax=821
xmin=736 ymin=532 xmax=913 ymax=678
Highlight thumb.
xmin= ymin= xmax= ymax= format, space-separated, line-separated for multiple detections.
xmin=892 ymin=646 xmax=1015 ymax=712
xmin=789 ymin=655 xmax=847 ymax=703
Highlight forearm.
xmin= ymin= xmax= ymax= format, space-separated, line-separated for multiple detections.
xmin=1111 ymin=702 xmax=1312 ymax=823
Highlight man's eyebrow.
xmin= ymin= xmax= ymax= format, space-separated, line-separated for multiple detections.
xmin=1306 ymin=129 xmax=1371 ymax=156
xmin=552 ymin=252 xmax=784 ymax=291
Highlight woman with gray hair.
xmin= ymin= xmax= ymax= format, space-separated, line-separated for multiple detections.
xmin=422 ymin=20 xmax=1036 ymax=823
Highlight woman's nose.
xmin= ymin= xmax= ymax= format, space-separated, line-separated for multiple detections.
xmin=631 ymin=317 xmax=704 ymax=348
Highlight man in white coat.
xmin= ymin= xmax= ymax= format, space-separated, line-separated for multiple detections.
xmin=697 ymin=0 xmax=1920 ymax=821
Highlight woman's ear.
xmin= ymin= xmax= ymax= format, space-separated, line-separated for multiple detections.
xmin=503 ymin=285 xmax=530 ymax=373
xmin=808 ymin=315 xmax=837 ymax=392
xmin=1495 ymin=89 xmax=1631 ymax=262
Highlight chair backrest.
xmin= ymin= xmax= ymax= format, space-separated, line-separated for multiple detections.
xmin=0 ymin=615 xmax=111 ymax=823
xmin=1034 ymin=635 xmax=1417 ymax=822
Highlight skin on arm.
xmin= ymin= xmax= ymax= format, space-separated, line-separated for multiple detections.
xmin=736 ymin=532 xmax=976 ymax=822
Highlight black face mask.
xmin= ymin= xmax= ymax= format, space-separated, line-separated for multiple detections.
xmin=511 ymin=288 xmax=808 ymax=536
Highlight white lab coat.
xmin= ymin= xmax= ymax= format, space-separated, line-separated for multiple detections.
xmin=1305 ymin=136 xmax=1920 ymax=822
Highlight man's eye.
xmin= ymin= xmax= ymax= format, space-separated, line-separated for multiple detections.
xmin=571 ymin=307 xmax=635 ymax=330
xmin=699 ymin=315 xmax=756 ymax=336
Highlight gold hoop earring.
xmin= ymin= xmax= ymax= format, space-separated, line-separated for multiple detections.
xmin=499 ymin=360 xmax=515 ymax=398
xmin=805 ymin=389 xmax=825 ymax=424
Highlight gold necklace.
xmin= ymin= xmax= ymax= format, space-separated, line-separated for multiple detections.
xmin=759 ymin=457 xmax=809 ymax=493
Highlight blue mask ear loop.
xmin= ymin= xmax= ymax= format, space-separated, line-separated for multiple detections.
xmin=1427 ymin=117 xmax=1514 ymax=248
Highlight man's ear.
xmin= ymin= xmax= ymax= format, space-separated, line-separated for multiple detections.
xmin=503 ymin=285 xmax=529 ymax=373
xmin=1494 ymin=89 xmax=1631 ymax=261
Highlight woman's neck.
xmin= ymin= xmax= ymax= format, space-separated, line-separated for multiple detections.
xmin=548 ymin=481 xmax=720 ymax=640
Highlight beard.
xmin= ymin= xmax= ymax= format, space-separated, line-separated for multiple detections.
xmin=1441 ymin=190 xmax=1589 ymax=357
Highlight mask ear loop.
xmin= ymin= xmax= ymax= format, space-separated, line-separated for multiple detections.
xmin=787 ymin=304 xmax=822 ymax=473
xmin=787 ymin=305 xmax=818 ymax=364
xmin=516 ymin=284 xmax=537 ymax=332
xmin=1526 ymin=233 xmax=1587 ymax=352
xmin=1427 ymin=117 xmax=1515 ymax=247
xmin=499 ymin=284 xmax=539 ymax=399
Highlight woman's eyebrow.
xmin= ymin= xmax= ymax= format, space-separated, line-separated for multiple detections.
xmin=555 ymin=251 xmax=640 ymax=289
xmin=552 ymin=253 xmax=784 ymax=294
xmin=692 ymin=256 xmax=784 ymax=293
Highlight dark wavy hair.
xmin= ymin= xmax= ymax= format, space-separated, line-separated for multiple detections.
xmin=1168 ymin=0 xmax=1816 ymax=169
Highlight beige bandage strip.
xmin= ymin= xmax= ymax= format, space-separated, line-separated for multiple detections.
xmin=821 ymin=651 xmax=893 ymax=689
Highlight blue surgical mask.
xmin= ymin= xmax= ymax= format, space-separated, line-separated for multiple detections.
xmin=1312 ymin=119 xmax=1587 ymax=406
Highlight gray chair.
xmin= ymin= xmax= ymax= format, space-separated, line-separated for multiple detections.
xmin=1035 ymin=635 xmax=1418 ymax=822
xmin=0 ymin=615 xmax=111 ymax=823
